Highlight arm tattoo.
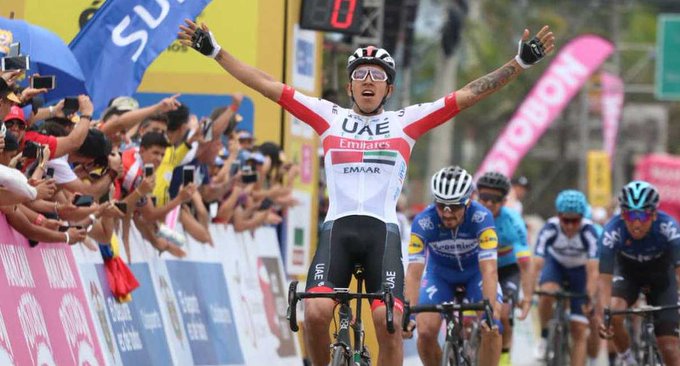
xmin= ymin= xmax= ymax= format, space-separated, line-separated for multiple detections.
xmin=466 ymin=64 xmax=518 ymax=96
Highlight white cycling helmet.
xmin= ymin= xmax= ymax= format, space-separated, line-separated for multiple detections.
xmin=431 ymin=166 xmax=474 ymax=205
xmin=347 ymin=46 xmax=397 ymax=84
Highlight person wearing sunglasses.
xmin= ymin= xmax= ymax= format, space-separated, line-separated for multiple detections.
xmin=532 ymin=189 xmax=599 ymax=365
xmin=3 ymin=105 xmax=28 ymax=146
xmin=404 ymin=166 xmax=503 ymax=366
xmin=596 ymin=181 xmax=680 ymax=366
xmin=180 ymin=18 xmax=555 ymax=366
xmin=476 ymin=171 xmax=532 ymax=365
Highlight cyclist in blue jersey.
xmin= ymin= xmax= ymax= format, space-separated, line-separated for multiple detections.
xmin=597 ymin=181 xmax=680 ymax=366
xmin=404 ymin=166 xmax=503 ymax=366
xmin=532 ymin=190 xmax=599 ymax=366
xmin=476 ymin=172 xmax=533 ymax=365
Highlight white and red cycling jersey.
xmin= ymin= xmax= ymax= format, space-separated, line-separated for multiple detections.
xmin=278 ymin=85 xmax=460 ymax=224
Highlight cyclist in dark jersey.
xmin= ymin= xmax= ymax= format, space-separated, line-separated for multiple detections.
xmin=179 ymin=20 xmax=555 ymax=366
xmin=597 ymin=181 xmax=680 ymax=366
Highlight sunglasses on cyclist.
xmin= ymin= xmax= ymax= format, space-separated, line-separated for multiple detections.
xmin=622 ymin=209 xmax=653 ymax=223
xmin=559 ymin=216 xmax=582 ymax=225
xmin=4 ymin=120 xmax=26 ymax=130
xmin=435 ymin=201 xmax=466 ymax=212
xmin=478 ymin=193 xmax=504 ymax=204
xmin=350 ymin=68 xmax=389 ymax=82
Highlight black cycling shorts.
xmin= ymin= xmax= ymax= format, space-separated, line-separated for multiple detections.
xmin=612 ymin=255 xmax=679 ymax=337
xmin=498 ymin=264 xmax=520 ymax=304
xmin=305 ymin=215 xmax=404 ymax=311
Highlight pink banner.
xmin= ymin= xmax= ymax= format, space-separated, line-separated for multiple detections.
xmin=0 ymin=214 xmax=104 ymax=365
xmin=635 ymin=153 xmax=680 ymax=221
xmin=476 ymin=35 xmax=614 ymax=178
xmin=601 ymin=72 xmax=624 ymax=164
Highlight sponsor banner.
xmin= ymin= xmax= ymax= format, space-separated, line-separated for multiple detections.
xmin=601 ymin=72 xmax=624 ymax=164
xmin=476 ymin=35 xmax=614 ymax=178
xmin=69 ymin=0 xmax=210 ymax=113
xmin=254 ymin=229 xmax=300 ymax=360
xmin=1 ymin=214 xmax=302 ymax=365
xmin=587 ymin=150 xmax=612 ymax=207
xmin=292 ymin=24 xmax=318 ymax=93
xmin=635 ymin=153 xmax=680 ymax=221
xmin=285 ymin=191 xmax=313 ymax=276
xmin=79 ymin=264 xmax=174 ymax=366
xmin=166 ymin=261 xmax=243 ymax=365
xmin=0 ymin=214 xmax=104 ymax=366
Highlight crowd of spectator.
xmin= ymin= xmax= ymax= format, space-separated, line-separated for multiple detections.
xmin=0 ymin=69 xmax=299 ymax=262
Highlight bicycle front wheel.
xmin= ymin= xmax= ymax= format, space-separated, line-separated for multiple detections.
xmin=331 ymin=346 xmax=350 ymax=366
xmin=442 ymin=341 xmax=469 ymax=366
xmin=545 ymin=323 xmax=564 ymax=366
xmin=441 ymin=341 xmax=456 ymax=366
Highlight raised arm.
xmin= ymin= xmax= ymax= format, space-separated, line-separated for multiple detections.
xmin=455 ymin=26 xmax=555 ymax=111
xmin=54 ymin=95 xmax=94 ymax=158
xmin=100 ymin=94 xmax=181 ymax=137
xmin=178 ymin=20 xmax=284 ymax=102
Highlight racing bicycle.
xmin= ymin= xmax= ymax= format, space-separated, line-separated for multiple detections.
xmin=287 ymin=265 xmax=395 ymax=366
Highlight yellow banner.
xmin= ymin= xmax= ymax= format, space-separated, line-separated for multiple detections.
xmin=587 ymin=150 xmax=612 ymax=207
xmin=11 ymin=0 xmax=286 ymax=143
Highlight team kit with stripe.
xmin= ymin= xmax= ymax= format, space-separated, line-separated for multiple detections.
xmin=277 ymin=85 xmax=462 ymax=305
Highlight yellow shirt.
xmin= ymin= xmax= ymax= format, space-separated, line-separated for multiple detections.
xmin=152 ymin=143 xmax=190 ymax=206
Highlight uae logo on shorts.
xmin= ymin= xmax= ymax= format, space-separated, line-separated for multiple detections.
xmin=331 ymin=150 xmax=397 ymax=166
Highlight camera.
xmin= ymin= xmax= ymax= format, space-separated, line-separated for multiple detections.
xmin=72 ymin=194 xmax=94 ymax=207
xmin=62 ymin=97 xmax=79 ymax=116
xmin=182 ymin=165 xmax=195 ymax=186
xmin=241 ymin=165 xmax=257 ymax=184
xmin=0 ymin=55 xmax=29 ymax=71
xmin=144 ymin=163 xmax=154 ymax=177
xmin=22 ymin=141 xmax=40 ymax=159
xmin=31 ymin=75 xmax=56 ymax=90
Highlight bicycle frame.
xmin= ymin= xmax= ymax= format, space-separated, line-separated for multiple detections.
xmin=287 ymin=268 xmax=395 ymax=366
xmin=604 ymin=304 xmax=680 ymax=366
xmin=402 ymin=299 xmax=493 ymax=366
xmin=535 ymin=290 xmax=588 ymax=366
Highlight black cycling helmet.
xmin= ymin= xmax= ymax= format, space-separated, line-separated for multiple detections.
xmin=618 ymin=180 xmax=660 ymax=211
xmin=476 ymin=171 xmax=511 ymax=196
xmin=347 ymin=46 xmax=396 ymax=84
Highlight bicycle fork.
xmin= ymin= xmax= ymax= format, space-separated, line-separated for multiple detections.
xmin=334 ymin=303 xmax=369 ymax=366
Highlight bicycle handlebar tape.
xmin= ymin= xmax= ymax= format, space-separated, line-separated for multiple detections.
xmin=401 ymin=301 xmax=412 ymax=332
xmin=287 ymin=281 xmax=299 ymax=332
xmin=383 ymin=283 xmax=395 ymax=334
xmin=603 ymin=308 xmax=611 ymax=330
xmin=483 ymin=299 xmax=495 ymax=329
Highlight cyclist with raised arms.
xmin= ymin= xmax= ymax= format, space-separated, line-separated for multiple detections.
xmin=596 ymin=181 xmax=680 ymax=366
xmin=476 ymin=171 xmax=533 ymax=365
xmin=179 ymin=20 xmax=554 ymax=366
xmin=532 ymin=190 xmax=599 ymax=366
xmin=404 ymin=166 xmax=503 ymax=366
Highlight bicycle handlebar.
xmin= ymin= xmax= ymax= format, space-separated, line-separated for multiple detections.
xmin=534 ymin=289 xmax=589 ymax=300
xmin=402 ymin=299 xmax=495 ymax=331
xmin=286 ymin=281 xmax=396 ymax=334
xmin=287 ymin=281 xmax=300 ymax=332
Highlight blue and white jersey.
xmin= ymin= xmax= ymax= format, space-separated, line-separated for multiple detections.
xmin=409 ymin=201 xmax=498 ymax=276
xmin=495 ymin=206 xmax=530 ymax=268
xmin=534 ymin=217 xmax=599 ymax=268
xmin=598 ymin=210 xmax=680 ymax=274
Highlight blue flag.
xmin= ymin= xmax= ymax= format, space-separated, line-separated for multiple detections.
xmin=69 ymin=0 xmax=210 ymax=115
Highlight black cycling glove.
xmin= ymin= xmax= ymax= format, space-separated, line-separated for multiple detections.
xmin=191 ymin=28 xmax=221 ymax=59
xmin=515 ymin=36 xmax=546 ymax=69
